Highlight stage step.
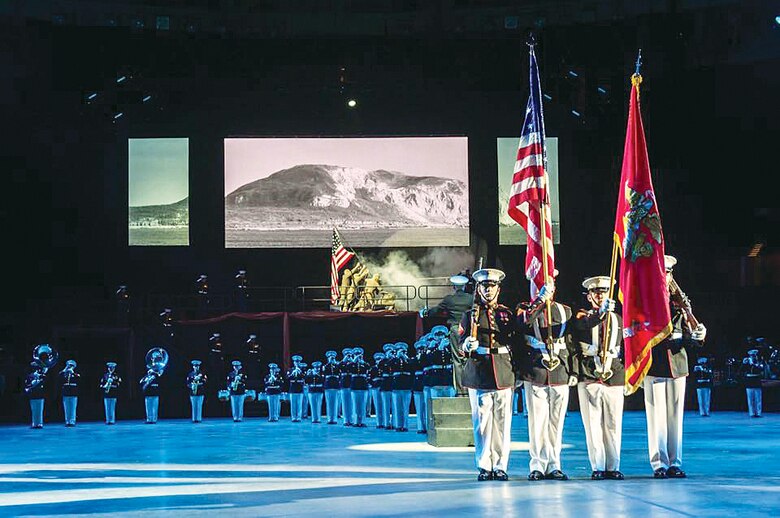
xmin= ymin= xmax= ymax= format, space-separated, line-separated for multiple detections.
xmin=426 ymin=396 xmax=474 ymax=447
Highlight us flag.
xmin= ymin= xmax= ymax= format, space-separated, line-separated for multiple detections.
xmin=330 ymin=228 xmax=355 ymax=304
xmin=506 ymin=43 xmax=555 ymax=298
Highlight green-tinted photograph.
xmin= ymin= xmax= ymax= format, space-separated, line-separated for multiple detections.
xmin=497 ymin=137 xmax=560 ymax=245
xmin=128 ymin=138 xmax=189 ymax=246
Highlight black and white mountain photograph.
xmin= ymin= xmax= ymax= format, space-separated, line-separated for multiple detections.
xmin=224 ymin=137 xmax=469 ymax=248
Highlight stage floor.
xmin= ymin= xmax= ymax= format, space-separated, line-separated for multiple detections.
xmin=0 ymin=411 xmax=777 ymax=517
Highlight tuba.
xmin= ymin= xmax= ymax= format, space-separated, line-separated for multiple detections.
xmin=140 ymin=347 xmax=169 ymax=391
xmin=25 ymin=344 xmax=58 ymax=394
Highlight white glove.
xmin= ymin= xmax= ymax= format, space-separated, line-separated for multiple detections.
xmin=418 ymin=307 xmax=429 ymax=318
xmin=538 ymin=282 xmax=556 ymax=303
xmin=462 ymin=336 xmax=480 ymax=354
xmin=691 ymin=324 xmax=707 ymax=342
xmin=599 ymin=298 xmax=616 ymax=315
xmin=568 ymin=375 xmax=578 ymax=387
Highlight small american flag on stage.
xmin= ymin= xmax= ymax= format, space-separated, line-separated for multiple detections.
xmin=506 ymin=44 xmax=555 ymax=298
xmin=330 ymin=229 xmax=355 ymax=305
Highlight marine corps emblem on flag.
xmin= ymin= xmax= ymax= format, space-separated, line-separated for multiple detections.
xmin=621 ymin=185 xmax=663 ymax=263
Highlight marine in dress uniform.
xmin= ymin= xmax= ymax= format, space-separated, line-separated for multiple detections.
xmin=429 ymin=327 xmax=457 ymax=398
xmin=693 ymin=357 xmax=713 ymax=417
xmin=25 ymin=362 xmax=47 ymax=429
xmin=306 ymin=361 xmax=325 ymax=423
xmin=322 ymin=351 xmax=341 ymax=424
xmin=411 ymin=341 xmax=428 ymax=434
xmin=100 ymin=362 xmax=121 ymax=424
xmin=186 ymin=360 xmax=207 ymax=423
xmin=391 ymin=342 xmax=413 ymax=432
xmin=339 ymin=348 xmax=355 ymax=426
xmin=300 ymin=362 xmax=310 ymax=419
xmin=421 ymin=274 xmax=474 ymax=396
xmin=573 ymin=276 xmax=625 ymax=480
xmin=227 ymin=360 xmax=247 ymax=422
xmin=140 ymin=367 xmax=161 ymax=424
xmin=288 ymin=355 xmax=306 ymax=422
xmin=457 ymin=268 xmax=521 ymax=482
xmin=264 ymin=363 xmax=283 ymax=422
xmin=380 ymin=344 xmax=396 ymax=429
xmin=519 ymin=281 xmax=578 ymax=481
xmin=369 ymin=352 xmax=385 ymax=428
xmin=59 ymin=360 xmax=80 ymax=426
xmin=350 ymin=348 xmax=371 ymax=427
xmin=643 ymin=255 xmax=707 ymax=479
xmin=740 ymin=349 xmax=765 ymax=417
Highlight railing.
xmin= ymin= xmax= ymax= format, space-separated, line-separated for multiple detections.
xmin=294 ymin=285 xmax=419 ymax=312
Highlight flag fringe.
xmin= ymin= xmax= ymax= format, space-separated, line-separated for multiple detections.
xmin=624 ymin=321 xmax=673 ymax=395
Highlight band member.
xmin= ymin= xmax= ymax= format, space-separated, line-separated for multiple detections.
xmin=519 ymin=278 xmax=577 ymax=481
xmin=379 ymin=343 xmax=396 ymax=429
xmin=227 ymin=360 xmax=246 ymax=422
xmin=411 ymin=341 xmax=428 ymax=434
xmin=350 ymin=347 xmax=370 ymax=427
xmin=100 ymin=362 xmax=121 ymax=425
xmin=322 ymin=350 xmax=341 ymax=424
xmin=429 ymin=328 xmax=457 ymax=398
xmin=264 ymin=363 xmax=283 ymax=422
xmin=693 ymin=357 xmax=713 ymax=417
xmin=339 ymin=348 xmax=354 ymax=426
xmin=186 ymin=360 xmax=207 ymax=423
xmin=421 ymin=274 xmax=474 ymax=395
xmin=300 ymin=362 xmax=310 ymax=420
xmin=59 ymin=359 xmax=80 ymax=427
xmin=391 ymin=342 xmax=413 ymax=432
xmin=139 ymin=365 xmax=161 ymax=424
xmin=288 ymin=355 xmax=306 ymax=422
xmin=573 ymin=276 xmax=625 ymax=480
xmin=458 ymin=268 xmax=521 ymax=482
xmin=741 ymin=349 xmax=765 ymax=417
xmin=369 ymin=352 xmax=385 ymax=428
xmin=643 ymin=255 xmax=707 ymax=479
xmin=25 ymin=361 xmax=47 ymax=429
xmin=306 ymin=361 xmax=325 ymax=423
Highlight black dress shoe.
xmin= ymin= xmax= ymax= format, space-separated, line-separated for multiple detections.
xmin=546 ymin=470 xmax=568 ymax=481
xmin=605 ymin=470 xmax=624 ymax=480
xmin=653 ymin=467 xmax=668 ymax=479
xmin=591 ymin=470 xmax=605 ymax=480
xmin=528 ymin=470 xmax=545 ymax=481
xmin=417 ymin=429 xmax=427 ymax=434
xmin=666 ymin=467 xmax=687 ymax=478
xmin=492 ymin=469 xmax=509 ymax=481
xmin=477 ymin=469 xmax=493 ymax=481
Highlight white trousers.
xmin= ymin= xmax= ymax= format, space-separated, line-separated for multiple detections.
xmin=525 ymin=381 xmax=569 ymax=474
xmin=190 ymin=395 xmax=204 ymax=422
xmin=267 ymin=394 xmax=281 ymax=421
xmin=577 ymin=382 xmax=623 ymax=471
xmin=643 ymin=375 xmax=686 ymax=470
xmin=746 ymin=388 xmax=762 ymax=416
xmin=103 ymin=398 xmax=117 ymax=424
xmin=290 ymin=393 xmax=305 ymax=421
xmin=308 ymin=392 xmax=324 ymax=422
xmin=144 ymin=396 xmax=159 ymax=423
xmin=351 ymin=390 xmax=369 ymax=425
xmin=468 ymin=387 xmax=513 ymax=472
xmin=63 ymin=396 xmax=78 ymax=425
xmin=696 ymin=387 xmax=711 ymax=416
xmin=230 ymin=394 xmax=245 ymax=421
xmin=392 ymin=390 xmax=411 ymax=430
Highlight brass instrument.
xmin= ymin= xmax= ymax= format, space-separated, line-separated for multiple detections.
xmin=140 ymin=347 xmax=169 ymax=391
xmin=25 ymin=344 xmax=59 ymax=393
xmin=668 ymin=275 xmax=700 ymax=332
xmin=102 ymin=373 xmax=116 ymax=393
xmin=230 ymin=372 xmax=244 ymax=392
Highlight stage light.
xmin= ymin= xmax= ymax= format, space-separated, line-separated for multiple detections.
xmin=87 ymin=93 xmax=98 ymax=101
xmin=567 ymin=70 xmax=578 ymax=78
xmin=597 ymin=87 xmax=607 ymax=95
xmin=115 ymin=285 xmax=129 ymax=302
xmin=195 ymin=274 xmax=209 ymax=296
xmin=246 ymin=334 xmax=261 ymax=356
xmin=159 ymin=308 xmax=173 ymax=327
xmin=747 ymin=242 xmax=764 ymax=257
xmin=112 ymin=112 xmax=124 ymax=121
xmin=347 ymin=99 xmax=358 ymax=108
xmin=142 ymin=95 xmax=152 ymax=103
xmin=775 ymin=16 xmax=780 ymax=25
xmin=209 ymin=333 xmax=223 ymax=354
xmin=543 ymin=93 xmax=552 ymax=101
xmin=116 ymin=76 xmax=127 ymax=84
xmin=571 ymin=109 xmax=581 ymax=117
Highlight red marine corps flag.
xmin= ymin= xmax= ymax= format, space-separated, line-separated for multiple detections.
xmin=330 ymin=228 xmax=355 ymax=305
xmin=613 ymin=67 xmax=672 ymax=394
xmin=507 ymin=42 xmax=555 ymax=299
